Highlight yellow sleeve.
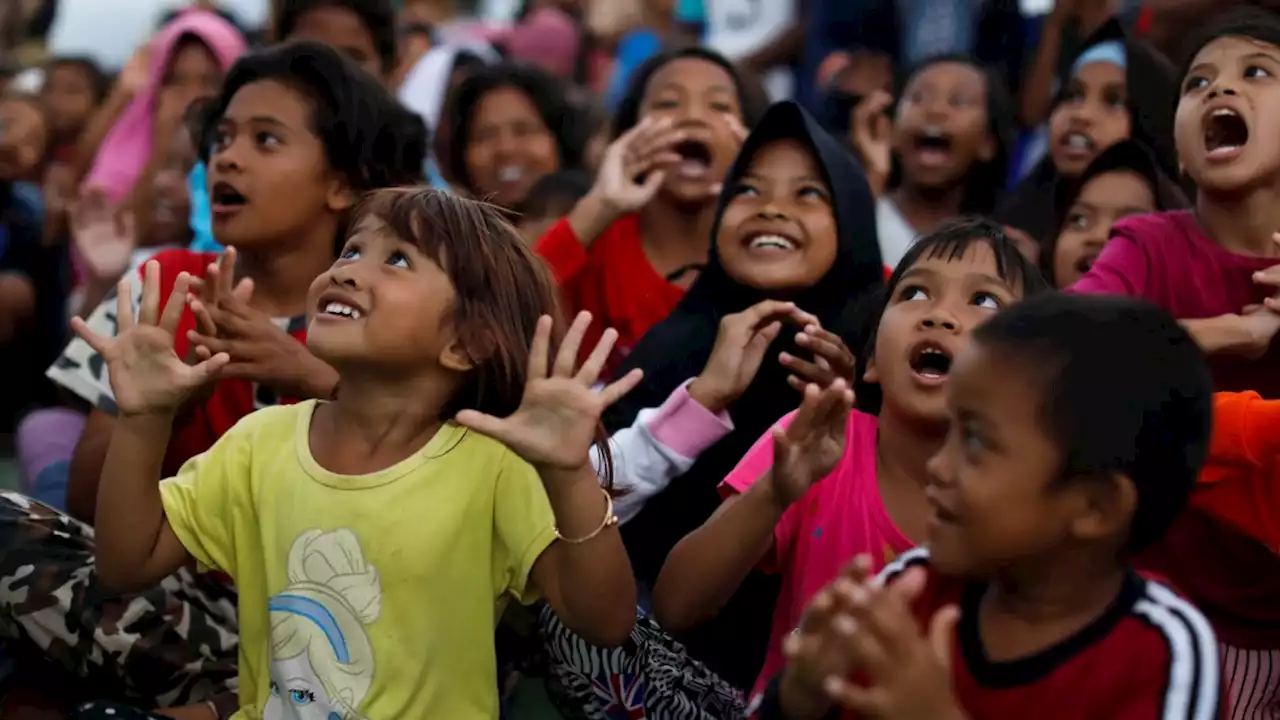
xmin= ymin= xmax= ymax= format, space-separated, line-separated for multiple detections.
xmin=491 ymin=449 xmax=557 ymax=605
xmin=158 ymin=414 xmax=258 ymax=576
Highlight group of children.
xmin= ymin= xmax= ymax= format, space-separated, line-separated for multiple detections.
xmin=0 ymin=0 xmax=1278 ymax=719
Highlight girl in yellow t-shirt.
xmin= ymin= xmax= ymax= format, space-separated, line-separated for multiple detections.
xmin=72 ymin=186 xmax=641 ymax=719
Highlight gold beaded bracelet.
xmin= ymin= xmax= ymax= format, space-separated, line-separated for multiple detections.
xmin=554 ymin=487 xmax=620 ymax=544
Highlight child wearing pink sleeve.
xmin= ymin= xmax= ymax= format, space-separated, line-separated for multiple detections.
xmin=717 ymin=408 xmax=910 ymax=697
xmin=651 ymin=219 xmax=1051 ymax=704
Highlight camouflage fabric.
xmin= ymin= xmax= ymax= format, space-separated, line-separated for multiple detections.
xmin=0 ymin=492 xmax=240 ymax=708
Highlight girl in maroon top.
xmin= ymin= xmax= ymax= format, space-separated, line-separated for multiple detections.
xmin=534 ymin=47 xmax=767 ymax=376
xmin=1071 ymin=9 xmax=1280 ymax=716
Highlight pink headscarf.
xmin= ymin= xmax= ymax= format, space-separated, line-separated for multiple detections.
xmin=502 ymin=8 xmax=582 ymax=79
xmin=83 ymin=9 xmax=246 ymax=204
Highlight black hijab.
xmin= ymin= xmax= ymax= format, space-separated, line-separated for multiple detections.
xmin=1040 ymin=139 xmax=1187 ymax=281
xmin=995 ymin=18 xmax=1178 ymax=244
xmin=607 ymin=101 xmax=883 ymax=689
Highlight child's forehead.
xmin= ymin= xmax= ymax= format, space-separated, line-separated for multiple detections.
xmin=745 ymin=138 xmax=820 ymax=172
xmin=897 ymin=241 xmax=1021 ymax=290
xmin=908 ymin=60 xmax=985 ymax=90
xmin=1191 ymin=35 xmax=1280 ymax=67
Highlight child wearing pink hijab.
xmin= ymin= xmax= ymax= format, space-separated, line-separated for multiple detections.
xmin=82 ymin=9 xmax=245 ymax=204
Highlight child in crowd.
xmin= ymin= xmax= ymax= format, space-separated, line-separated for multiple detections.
xmin=654 ymin=217 xmax=1048 ymax=702
xmin=513 ymin=169 xmax=592 ymax=243
xmin=0 ymin=40 xmax=426 ymax=713
xmin=538 ymin=101 xmax=883 ymax=718
xmin=438 ymin=62 xmax=585 ymax=209
xmin=78 ymin=187 xmax=638 ymax=718
xmin=534 ymin=46 xmax=766 ymax=375
xmin=756 ymin=293 xmax=1220 ymax=720
xmin=38 ymin=56 xmax=108 ymax=164
xmin=0 ymin=94 xmax=60 ymax=432
xmin=273 ymin=0 xmax=398 ymax=82
xmin=997 ymin=20 xmax=1179 ymax=244
xmin=1072 ymin=10 xmax=1280 ymax=714
xmin=81 ymin=10 xmax=246 ymax=205
xmin=851 ymin=55 xmax=1014 ymax=268
xmin=1043 ymin=139 xmax=1186 ymax=288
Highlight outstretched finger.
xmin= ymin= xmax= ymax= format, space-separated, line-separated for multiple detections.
xmin=454 ymin=408 xmax=509 ymax=441
xmin=527 ymin=315 xmax=553 ymax=381
xmin=816 ymin=379 xmax=854 ymax=432
xmin=69 ymin=316 xmax=113 ymax=357
xmin=217 ymin=247 xmax=238 ymax=300
xmin=185 ymin=352 xmax=231 ymax=386
xmin=188 ymin=293 xmax=218 ymax=336
xmin=555 ymin=311 xmax=593 ymax=378
xmin=115 ymin=277 xmax=136 ymax=331
xmin=139 ymin=260 xmax=162 ymax=326
xmin=787 ymin=382 xmax=824 ymax=438
xmin=576 ymin=327 xmax=618 ymax=384
xmin=599 ymin=367 xmax=644 ymax=407
xmin=160 ymin=273 xmax=193 ymax=334
xmin=231 ymin=276 xmax=254 ymax=304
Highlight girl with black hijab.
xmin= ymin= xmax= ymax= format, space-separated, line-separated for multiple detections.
xmin=996 ymin=18 xmax=1179 ymax=246
xmin=1042 ymin=139 xmax=1187 ymax=288
xmin=536 ymin=101 xmax=884 ymax=718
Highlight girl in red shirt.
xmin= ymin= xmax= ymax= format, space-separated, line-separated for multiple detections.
xmin=534 ymin=46 xmax=768 ymax=376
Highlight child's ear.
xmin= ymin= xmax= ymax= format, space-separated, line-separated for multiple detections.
xmin=439 ymin=338 xmax=476 ymax=373
xmin=1067 ymin=472 xmax=1137 ymax=544
xmin=326 ymin=179 xmax=357 ymax=213
xmin=862 ymin=355 xmax=879 ymax=384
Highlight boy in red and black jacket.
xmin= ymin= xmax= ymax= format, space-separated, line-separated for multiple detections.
xmin=755 ymin=293 xmax=1223 ymax=720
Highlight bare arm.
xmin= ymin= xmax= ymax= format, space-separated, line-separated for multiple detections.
xmin=69 ymin=87 xmax=134 ymax=183
xmin=653 ymin=478 xmax=785 ymax=631
xmin=1019 ymin=11 xmax=1068 ymax=127
xmin=94 ymin=412 xmax=190 ymax=592
xmin=531 ymin=465 xmax=637 ymax=647
xmin=66 ymin=408 xmax=116 ymax=523
xmin=1181 ymin=314 xmax=1279 ymax=356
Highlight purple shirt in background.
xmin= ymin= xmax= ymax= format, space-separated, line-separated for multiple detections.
xmin=1070 ymin=209 xmax=1280 ymax=399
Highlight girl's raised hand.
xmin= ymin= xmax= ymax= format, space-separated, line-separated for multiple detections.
xmin=455 ymin=311 xmax=644 ymax=471
xmin=770 ymin=379 xmax=855 ymax=507
xmin=70 ymin=188 xmax=136 ymax=284
xmin=781 ymin=324 xmax=857 ymax=391
xmin=687 ymin=300 xmax=816 ymax=413
xmin=850 ymin=90 xmax=894 ymax=197
xmin=591 ymin=116 xmax=687 ymax=215
xmin=70 ymin=260 xmax=229 ymax=417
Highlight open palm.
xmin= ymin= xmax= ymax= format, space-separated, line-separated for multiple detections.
xmin=771 ymin=380 xmax=855 ymax=506
xmin=71 ymin=189 xmax=136 ymax=283
xmin=70 ymin=261 xmax=229 ymax=417
xmin=456 ymin=311 xmax=643 ymax=470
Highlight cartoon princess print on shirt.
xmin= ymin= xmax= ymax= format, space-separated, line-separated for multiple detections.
xmin=265 ymin=528 xmax=382 ymax=720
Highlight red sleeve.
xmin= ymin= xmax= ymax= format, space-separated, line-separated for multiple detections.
xmin=1067 ymin=225 xmax=1150 ymax=297
xmin=532 ymin=217 xmax=591 ymax=285
xmin=1193 ymin=392 xmax=1280 ymax=552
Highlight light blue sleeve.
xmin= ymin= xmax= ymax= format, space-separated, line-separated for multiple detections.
xmin=187 ymin=162 xmax=223 ymax=253
xmin=674 ymin=0 xmax=706 ymax=24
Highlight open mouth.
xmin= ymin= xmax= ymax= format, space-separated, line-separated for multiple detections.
xmin=316 ymin=292 xmax=365 ymax=320
xmin=744 ymin=232 xmax=800 ymax=253
xmin=210 ymin=181 xmax=247 ymax=209
xmin=674 ymin=139 xmax=713 ymax=179
xmin=909 ymin=341 xmax=953 ymax=380
xmin=496 ymin=165 xmax=524 ymax=185
xmin=1203 ymin=107 xmax=1248 ymax=158
xmin=1060 ymin=131 xmax=1095 ymax=153
xmin=914 ymin=128 xmax=953 ymax=167
xmin=1074 ymin=252 xmax=1099 ymax=275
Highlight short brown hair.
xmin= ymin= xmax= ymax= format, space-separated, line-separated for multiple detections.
xmin=353 ymin=187 xmax=558 ymax=419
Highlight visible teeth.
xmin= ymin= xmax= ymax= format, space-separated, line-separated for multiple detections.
xmin=922 ymin=126 xmax=944 ymax=138
xmin=1211 ymin=108 xmax=1239 ymax=118
xmin=748 ymin=234 xmax=797 ymax=251
xmin=323 ymin=301 xmax=362 ymax=319
xmin=497 ymin=166 xmax=522 ymax=183
xmin=1066 ymin=132 xmax=1092 ymax=149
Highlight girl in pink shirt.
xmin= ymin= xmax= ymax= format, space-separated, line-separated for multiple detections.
xmin=653 ymin=218 xmax=1050 ymax=702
